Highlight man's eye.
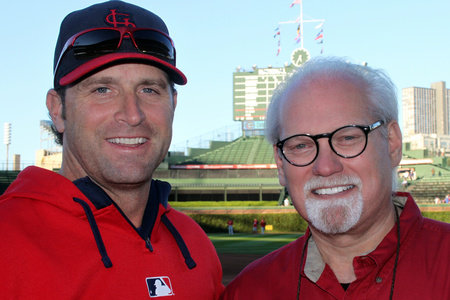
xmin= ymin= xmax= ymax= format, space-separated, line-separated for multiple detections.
xmin=294 ymin=143 xmax=307 ymax=149
xmin=142 ymin=87 xmax=156 ymax=94
xmin=96 ymin=87 xmax=110 ymax=94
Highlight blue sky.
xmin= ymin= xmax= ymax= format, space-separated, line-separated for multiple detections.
xmin=1 ymin=0 xmax=449 ymax=166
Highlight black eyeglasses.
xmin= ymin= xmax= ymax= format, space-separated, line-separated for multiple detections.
xmin=276 ymin=120 xmax=384 ymax=167
xmin=54 ymin=27 xmax=176 ymax=75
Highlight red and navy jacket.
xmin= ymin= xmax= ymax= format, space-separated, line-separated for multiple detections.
xmin=0 ymin=166 xmax=223 ymax=299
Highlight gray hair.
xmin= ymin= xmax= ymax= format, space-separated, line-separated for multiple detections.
xmin=265 ymin=57 xmax=398 ymax=144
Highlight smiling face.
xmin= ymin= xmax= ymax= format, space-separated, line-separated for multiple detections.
xmin=274 ymin=76 xmax=402 ymax=235
xmin=47 ymin=63 xmax=176 ymax=190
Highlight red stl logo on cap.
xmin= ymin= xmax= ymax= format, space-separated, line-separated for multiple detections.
xmin=53 ymin=1 xmax=187 ymax=88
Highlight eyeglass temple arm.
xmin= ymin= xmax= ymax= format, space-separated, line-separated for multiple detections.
xmin=369 ymin=120 xmax=384 ymax=131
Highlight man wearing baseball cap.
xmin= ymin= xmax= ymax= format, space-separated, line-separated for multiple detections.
xmin=0 ymin=1 xmax=223 ymax=299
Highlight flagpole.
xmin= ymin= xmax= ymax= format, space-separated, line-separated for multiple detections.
xmin=277 ymin=0 xmax=325 ymax=55
xmin=300 ymin=0 xmax=304 ymax=49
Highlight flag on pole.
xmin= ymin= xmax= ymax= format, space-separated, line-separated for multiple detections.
xmin=273 ymin=27 xmax=280 ymax=38
xmin=290 ymin=0 xmax=301 ymax=8
xmin=294 ymin=24 xmax=301 ymax=43
xmin=315 ymin=29 xmax=323 ymax=40
xmin=315 ymin=22 xmax=324 ymax=29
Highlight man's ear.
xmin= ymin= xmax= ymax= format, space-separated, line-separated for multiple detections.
xmin=46 ymin=89 xmax=65 ymax=134
xmin=273 ymin=145 xmax=287 ymax=187
xmin=387 ymin=121 xmax=402 ymax=168
xmin=172 ymin=90 xmax=178 ymax=110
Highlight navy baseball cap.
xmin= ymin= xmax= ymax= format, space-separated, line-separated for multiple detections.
xmin=53 ymin=0 xmax=187 ymax=89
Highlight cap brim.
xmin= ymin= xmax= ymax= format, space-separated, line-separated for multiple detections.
xmin=59 ymin=53 xmax=187 ymax=86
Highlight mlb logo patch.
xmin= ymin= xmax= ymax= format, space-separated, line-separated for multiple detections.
xmin=146 ymin=276 xmax=174 ymax=298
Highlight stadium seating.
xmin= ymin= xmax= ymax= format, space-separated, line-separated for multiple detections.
xmin=180 ymin=136 xmax=275 ymax=165
xmin=406 ymin=178 xmax=450 ymax=202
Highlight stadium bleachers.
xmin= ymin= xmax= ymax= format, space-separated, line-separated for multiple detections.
xmin=180 ymin=136 xmax=275 ymax=165
xmin=155 ymin=136 xmax=281 ymax=201
xmin=406 ymin=177 xmax=450 ymax=202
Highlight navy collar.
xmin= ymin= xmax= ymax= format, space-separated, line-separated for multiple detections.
xmin=72 ymin=177 xmax=164 ymax=240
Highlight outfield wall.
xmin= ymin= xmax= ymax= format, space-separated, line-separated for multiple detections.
xmin=154 ymin=168 xmax=282 ymax=202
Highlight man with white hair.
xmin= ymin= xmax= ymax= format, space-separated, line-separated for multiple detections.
xmin=222 ymin=57 xmax=450 ymax=299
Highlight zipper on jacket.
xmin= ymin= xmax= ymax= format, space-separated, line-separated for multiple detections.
xmin=145 ymin=237 xmax=153 ymax=252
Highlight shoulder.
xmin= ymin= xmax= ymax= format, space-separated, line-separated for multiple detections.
xmin=401 ymin=213 xmax=450 ymax=269
xmin=417 ymin=217 xmax=450 ymax=246
xmin=421 ymin=216 xmax=450 ymax=233
xmin=1 ymin=167 xmax=80 ymax=203
xmin=398 ymin=192 xmax=450 ymax=240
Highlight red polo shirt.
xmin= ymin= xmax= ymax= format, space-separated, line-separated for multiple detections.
xmin=222 ymin=192 xmax=450 ymax=299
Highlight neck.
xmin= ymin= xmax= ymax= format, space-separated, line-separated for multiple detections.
xmin=60 ymin=164 xmax=151 ymax=227
xmin=310 ymin=203 xmax=396 ymax=283
xmin=103 ymin=184 xmax=150 ymax=227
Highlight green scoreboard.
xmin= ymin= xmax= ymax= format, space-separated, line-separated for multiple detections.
xmin=233 ymin=48 xmax=309 ymax=122
xmin=233 ymin=66 xmax=290 ymax=121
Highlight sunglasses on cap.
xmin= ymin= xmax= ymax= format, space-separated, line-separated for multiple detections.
xmin=54 ymin=27 xmax=176 ymax=75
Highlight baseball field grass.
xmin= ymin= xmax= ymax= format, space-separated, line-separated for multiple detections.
xmin=208 ymin=233 xmax=300 ymax=255
xmin=209 ymin=233 xmax=302 ymax=283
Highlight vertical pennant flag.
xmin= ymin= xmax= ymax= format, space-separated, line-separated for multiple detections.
xmin=294 ymin=24 xmax=301 ymax=43
xmin=290 ymin=0 xmax=301 ymax=8
xmin=315 ymin=27 xmax=324 ymax=54
xmin=273 ymin=27 xmax=280 ymax=38
xmin=274 ymin=27 xmax=281 ymax=56
xmin=315 ymin=29 xmax=323 ymax=41
xmin=276 ymin=39 xmax=281 ymax=56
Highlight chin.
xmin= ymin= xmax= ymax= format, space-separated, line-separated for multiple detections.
xmin=305 ymin=193 xmax=363 ymax=235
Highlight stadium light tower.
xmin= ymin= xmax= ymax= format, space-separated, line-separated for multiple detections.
xmin=4 ymin=122 xmax=11 ymax=171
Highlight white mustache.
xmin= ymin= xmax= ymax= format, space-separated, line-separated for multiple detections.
xmin=304 ymin=174 xmax=362 ymax=194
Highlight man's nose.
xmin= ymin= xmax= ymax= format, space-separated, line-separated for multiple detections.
xmin=114 ymin=93 xmax=146 ymax=126
xmin=311 ymin=139 xmax=344 ymax=177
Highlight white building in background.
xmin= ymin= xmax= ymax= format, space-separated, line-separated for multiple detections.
xmin=36 ymin=120 xmax=62 ymax=170
xmin=402 ymin=81 xmax=450 ymax=153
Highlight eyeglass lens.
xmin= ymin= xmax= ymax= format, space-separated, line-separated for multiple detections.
xmin=72 ymin=29 xmax=174 ymax=59
xmin=133 ymin=30 xmax=174 ymax=58
xmin=282 ymin=126 xmax=367 ymax=166
xmin=73 ymin=30 xmax=120 ymax=56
